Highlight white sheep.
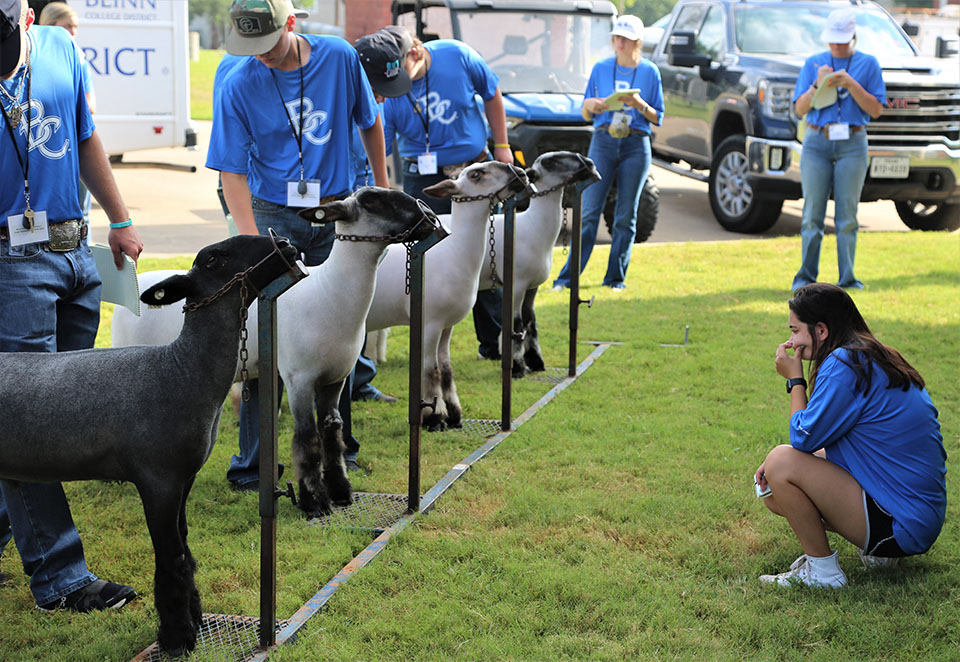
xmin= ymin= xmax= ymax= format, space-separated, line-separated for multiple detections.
xmin=364 ymin=161 xmax=529 ymax=431
xmin=0 ymin=233 xmax=303 ymax=656
xmin=476 ymin=151 xmax=600 ymax=377
xmin=111 ymin=188 xmax=441 ymax=516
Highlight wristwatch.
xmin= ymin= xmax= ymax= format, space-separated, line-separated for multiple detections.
xmin=786 ymin=377 xmax=807 ymax=393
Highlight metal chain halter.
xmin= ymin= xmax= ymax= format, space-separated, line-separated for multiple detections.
xmin=526 ymin=154 xmax=594 ymax=257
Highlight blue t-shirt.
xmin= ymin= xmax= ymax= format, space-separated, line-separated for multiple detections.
xmin=790 ymin=348 xmax=946 ymax=555
xmin=381 ymin=39 xmax=499 ymax=166
xmin=206 ymin=34 xmax=380 ymax=203
xmin=585 ymin=56 xmax=664 ymax=132
xmin=1 ymin=26 xmax=93 ymax=225
xmin=793 ymin=50 xmax=885 ymax=126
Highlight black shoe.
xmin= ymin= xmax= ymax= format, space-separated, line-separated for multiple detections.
xmin=356 ymin=390 xmax=398 ymax=403
xmin=230 ymin=464 xmax=284 ymax=492
xmin=38 ymin=580 xmax=137 ymax=613
xmin=477 ymin=349 xmax=501 ymax=361
xmin=344 ymin=459 xmax=364 ymax=473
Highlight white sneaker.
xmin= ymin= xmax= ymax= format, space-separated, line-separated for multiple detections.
xmin=858 ymin=547 xmax=901 ymax=569
xmin=551 ymin=285 xmax=565 ymax=292
xmin=759 ymin=551 xmax=847 ymax=588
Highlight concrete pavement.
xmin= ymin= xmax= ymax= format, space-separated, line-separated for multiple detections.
xmin=89 ymin=121 xmax=909 ymax=257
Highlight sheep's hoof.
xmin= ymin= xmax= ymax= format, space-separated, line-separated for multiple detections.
xmin=325 ymin=471 xmax=353 ymax=507
xmin=158 ymin=623 xmax=197 ymax=657
xmin=524 ymin=351 xmax=545 ymax=373
xmin=512 ymin=362 xmax=529 ymax=380
xmin=423 ymin=414 xmax=447 ymax=432
xmin=298 ymin=486 xmax=332 ymax=517
xmin=445 ymin=412 xmax=462 ymax=429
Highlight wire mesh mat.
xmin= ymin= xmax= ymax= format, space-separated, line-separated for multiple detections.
xmin=134 ymin=614 xmax=288 ymax=662
xmin=524 ymin=367 xmax=568 ymax=385
xmin=433 ymin=418 xmax=501 ymax=439
xmin=307 ymin=492 xmax=410 ymax=533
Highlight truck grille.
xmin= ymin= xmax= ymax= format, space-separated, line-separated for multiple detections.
xmin=867 ymin=83 xmax=960 ymax=148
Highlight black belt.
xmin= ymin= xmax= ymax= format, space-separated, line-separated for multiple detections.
xmin=0 ymin=219 xmax=87 ymax=251
xmin=596 ymin=124 xmax=650 ymax=137
xmin=807 ymin=123 xmax=865 ymax=134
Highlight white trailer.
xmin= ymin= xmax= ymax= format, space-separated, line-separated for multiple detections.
xmin=68 ymin=0 xmax=195 ymax=157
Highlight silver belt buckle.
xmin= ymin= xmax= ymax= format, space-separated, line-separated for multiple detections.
xmin=48 ymin=221 xmax=81 ymax=252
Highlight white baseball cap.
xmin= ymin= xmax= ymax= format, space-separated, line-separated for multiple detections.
xmin=820 ymin=8 xmax=857 ymax=44
xmin=610 ymin=14 xmax=644 ymax=42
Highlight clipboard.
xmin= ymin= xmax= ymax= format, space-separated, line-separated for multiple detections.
xmin=810 ymin=70 xmax=845 ymax=110
xmin=603 ymin=88 xmax=641 ymax=111
xmin=92 ymin=243 xmax=141 ymax=316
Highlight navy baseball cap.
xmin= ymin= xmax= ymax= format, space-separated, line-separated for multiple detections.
xmin=354 ymin=30 xmax=411 ymax=98
xmin=1 ymin=0 xmax=23 ymax=79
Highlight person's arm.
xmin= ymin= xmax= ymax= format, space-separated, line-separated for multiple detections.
xmin=483 ymin=88 xmax=514 ymax=165
xmin=622 ymin=93 xmax=657 ymax=123
xmin=220 ymin=171 xmax=258 ymax=235
xmin=359 ymin=115 xmax=389 ymax=188
xmin=77 ymin=130 xmax=143 ymax=268
xmin=830 ymin=70 xmax=884 ymax=119
xmin=794 ymin=63 xmax=833 ymax=117
xmin=580 ymin=97 xmax=609 ymax=122
xmin=775 ymin=340 xmax=808 ymax=416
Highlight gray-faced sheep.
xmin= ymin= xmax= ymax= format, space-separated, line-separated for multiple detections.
xmin=0 ymin=233 xmax=303 ymax=656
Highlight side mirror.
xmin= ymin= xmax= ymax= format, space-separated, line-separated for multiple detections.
xmin=901 ymin=21 xmax=919 ymax=37
xmin=935 ymin=35 xmax=959 ymax=59
xmin=668 ymin=30 xmax=711 ymax=69
xmin=502 ymin=34 xmax=528 ymax=56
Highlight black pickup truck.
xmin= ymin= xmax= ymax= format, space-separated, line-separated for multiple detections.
xmin=648 ymin=0 xmax=960 ymax=233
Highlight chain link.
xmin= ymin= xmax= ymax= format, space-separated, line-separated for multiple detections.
xmin=561 ymin=206 xmax=570 ymax=256
xmin=238 ymin=281 xmax=251 ymax=402
xmin=487 ymin=208 xmax=502 ymax=287
xmin=404 ymin=243 xmax=413 ymax=295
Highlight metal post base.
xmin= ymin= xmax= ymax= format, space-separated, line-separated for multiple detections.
xmin=131 ymin=614 xmax=290 ymax=662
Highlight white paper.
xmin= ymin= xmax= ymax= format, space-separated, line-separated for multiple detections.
xmin=603 ymin=88 xmax=641 ymax=111
xmin=418 ymin=152 xmax=438 ymax=175
xmin=8 ymin=210 xmax=50 ymax=248
xmin=92 ymin=243 xmax=141 ymax=316
xmin=286 ymin=180 xmax=321 ymax=208
xmin=810 ymin=70 xmax=845 ymax=110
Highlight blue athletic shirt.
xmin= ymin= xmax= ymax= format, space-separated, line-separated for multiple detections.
xmin=381 ymin=39 xmax=498 ymax=166
xmin=790 ymin=348 xmax=946 ymax=555
xmin=793 ymin=50 xmax=885 ymax=126
xmin=206 ymin=34 xmax=380 ymax=203
xmin=1 ymin=26 xmax=92 ymax=225
xmin=585 ymin=56 xmax=664 ymax=132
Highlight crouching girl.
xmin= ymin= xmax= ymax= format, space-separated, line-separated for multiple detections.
xmin=755 ymin=283 xmax=946 ymax=587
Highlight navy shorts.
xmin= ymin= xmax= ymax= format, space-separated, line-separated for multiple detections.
xmin=863 ymin=491 xmax=908 ymax=557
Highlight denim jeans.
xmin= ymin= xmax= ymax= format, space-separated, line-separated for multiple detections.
xmin=404 ymin=165 xmax=503 ymax=354
xmin=228 ymin=196 xmax=360 ymax=486
xmin=0 ymin=237 xmax=101 ymax=604
xmin=793 ymin=129 xmax=868 ymax=290
xmin=553 ymin=131 xmax=651 ymax=288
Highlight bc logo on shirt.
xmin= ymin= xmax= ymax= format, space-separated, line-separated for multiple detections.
xmin=21 ymin=99 xmax=70 ymax=160
xmin=286 ymin=97 xmax=332 ymax=146
xmin=415 ymin=91 xmax=458 ymax=126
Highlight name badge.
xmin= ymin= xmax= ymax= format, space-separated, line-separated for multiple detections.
xmin=611 ymin=111 xmax=631 ymax=126
xmin=417 ymin=152 xmax=438 ymax=176
xmin=7 ymin=210 xmax=50 ymax=248
xmin=828 ymin=123 xmax=850 ymax=141
xmin=286 ymin=179 xmax=321 ymax=208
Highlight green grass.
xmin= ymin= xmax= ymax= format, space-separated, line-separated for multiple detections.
xmin=1 ymin=233 xmax=958 ymax=660
xmin=190 ymin=49 xmax=226 ymax=121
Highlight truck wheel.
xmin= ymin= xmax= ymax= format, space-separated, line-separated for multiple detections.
xmin=603 ymin=174 xmax=660 ymax=244
xmin=708 ymin=135 xmax=783 ymax=233
xmin=894 ymin=201 xmax=960 ymax=232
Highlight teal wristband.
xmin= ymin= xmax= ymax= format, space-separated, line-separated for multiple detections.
xmin=109 ymin=219 xmax=133 ymax=229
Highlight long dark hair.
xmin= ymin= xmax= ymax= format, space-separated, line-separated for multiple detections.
xmin=789 ymin=283 xmax=924 ymax=393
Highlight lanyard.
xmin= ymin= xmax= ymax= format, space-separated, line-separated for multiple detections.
xmin=829 ymin=52 xmax=853 ymax=122
xmin=270 ymin=35 xmax=307 ymax=193
xmin=611 ymin=61 xmax=639 ymax=96
xmin=407 ymin=70 xmax=430 ymax=150
xmin=3 ymin=38 xmax=34 ymax=227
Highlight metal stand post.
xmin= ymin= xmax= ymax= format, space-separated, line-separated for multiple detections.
xmin=256 ymin=264 xmax=307 ymax=650
xmin=499 ymin=199 xmax=517 ymax=432
xmin=568 ymin=192 xmax=582 ymax=377
xmin=407 ymin=223 xmax=449 ymax=513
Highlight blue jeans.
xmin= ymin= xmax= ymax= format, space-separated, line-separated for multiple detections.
xmin=228 ymin=196 xmax=361 ymax=485
xmin=0 ymin=237 xmax=101 ymax=604
xmin=793 ymin=129 xmax=868 ymax=290
xmin=554 ymin=131 xmax=651 ymax=288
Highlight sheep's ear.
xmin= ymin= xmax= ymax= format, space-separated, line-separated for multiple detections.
xmin=297 ymin=199 xmax=356 ymax=225
xmin=423 ymin=179 xmax=460 ymax=199
xmin=141 ymin=274 xmax=195 ymax=306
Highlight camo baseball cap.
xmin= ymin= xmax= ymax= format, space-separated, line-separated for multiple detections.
xmin=226 ymin=0 xmax=308 ymax=56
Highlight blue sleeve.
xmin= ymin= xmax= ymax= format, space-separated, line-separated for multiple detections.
xmin=789 ymin=354 xmax=862 ymax=452
xmin=585 ymin=62 xmax=600 ymax=99
xmin=860 ymin=54 xmax=886 ymax=105
xmin=793 ymin=57 xmax=817 ymax=102
xmin=646 ymin=63 xmax=665 ymax=126
xmin=350 ymin=49 xmax=380 ymax=131
xmin=463 ymin=44 xmax=499 ymax=100
xmin=71 ymin=40 xmax=94 ymax=141
xmin=205 ymin=74 xmax=251 ymax=175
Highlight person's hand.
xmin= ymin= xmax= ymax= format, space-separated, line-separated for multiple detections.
xmin=108 ymin=225 xmax=144 ymax=268
xmin=493 ymin=145 xmax=514 ymax=165
xmin=775 ymin=340 xmax=804 ymax=380
xmin=827 ymin=69 xmax=855 ymax=89
xmin=755 ymin=462 xmax=768 ymax=492
xmin=815 ymin=64 xmax=833 ymax=88
xmin=622 ymin=93 xmax=646 ymax=112
xmin=585 ymin=97 xmax=609 ymax=115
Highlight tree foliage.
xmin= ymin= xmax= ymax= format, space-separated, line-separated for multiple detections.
xmin=624 ymin=0 xmax=678 ymax=26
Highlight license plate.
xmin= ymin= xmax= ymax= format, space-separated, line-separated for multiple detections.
xmin=870 ymin=156 xmax=909 ymax=179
